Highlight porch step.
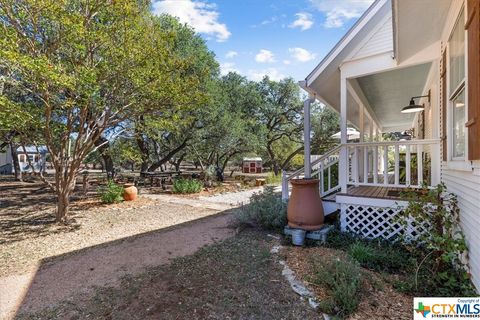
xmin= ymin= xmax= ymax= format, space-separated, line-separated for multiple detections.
xmin=322 ymin=196 xmax=340 ymax=216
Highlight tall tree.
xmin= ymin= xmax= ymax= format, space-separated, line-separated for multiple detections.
xmin=254 ymin=77 xmax=304 ymax=175
xmin=133 ymin=14 xmax=219 ymax=173
xmin=310 ymin=103 xmax=340 ymax=155
xmin=0 ymin=0 xmax=207 ymax=221
xmin=191 ymin=73 xmax=262 ymax=179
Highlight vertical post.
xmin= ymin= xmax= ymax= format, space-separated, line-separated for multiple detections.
xmin=373 ymin=146 xmax=378 ymax=184
xmin=339 ymin=76 xmax=348 ymax=193
xmin=363 ymin=146 xmax=368 ymax=184
xmin=406 ymin=144 xmax=411 ymax=186
xmin=359 ymin=104 xmax=364 ymax=183
xmin=431 ymin=142 xmax=440 ymax=186
xmin=303 ymin=98 xmax=312 ymax=179
xmin=281 ymin=170 xmax=289 ymax=201
xmin=394 ymin=144 xmax=400 ymax=186
xmin=383 ymin=145 xmax=388 ymax=185
xmin=353 ymin=146 xmax=359 ymax=186
xmin=417 ymin=144 xmax=423 ymax=186
xmin=320 ymin=162 xmax=325 ymax=196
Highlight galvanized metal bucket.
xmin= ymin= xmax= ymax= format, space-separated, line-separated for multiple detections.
xmin=291 ymin=229 xmax=306 ymax=246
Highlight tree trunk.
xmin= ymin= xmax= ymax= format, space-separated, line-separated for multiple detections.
xmin=280 ymin=146 xmax=304 ymax=173
xmin=56 ymin=191 xmax=70 ymax=223
xmin=94 ymin=136 xmax=114 ymax=179
xmin=147 ymin=139 xmax=188 ymax=172
xmin=9 ymin=142 xmax=22 ymax=181
xmin=273 ymin=163 xmax=280 ymax=176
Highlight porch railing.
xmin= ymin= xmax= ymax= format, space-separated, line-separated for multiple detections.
xmin=345 ymin=139 xmax=441 ymax=188
xmin=281 ymin=145 xmax=341 ymax=200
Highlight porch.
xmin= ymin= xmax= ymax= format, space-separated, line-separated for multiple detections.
xmin=282 ymin=0 xmax=443 ymax=239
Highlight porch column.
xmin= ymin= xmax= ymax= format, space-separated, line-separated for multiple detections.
xmin=358 ymin=104 xmax=365 ymax=185
xmin=303 ymin=96 xmax=315 ymax=178
xmin=339 ymin=76 xmax=348 ymax=193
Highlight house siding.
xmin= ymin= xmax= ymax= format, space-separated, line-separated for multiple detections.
xmin=350 ymin=15 xmax=393 ymax=61
xmin=441 ymin=165 xmax=480 ymax=289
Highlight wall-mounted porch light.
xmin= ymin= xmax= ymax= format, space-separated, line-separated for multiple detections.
xmin=401 ymin=90 xmax=430 ymax=113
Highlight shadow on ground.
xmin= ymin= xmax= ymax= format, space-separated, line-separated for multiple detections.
xmin=3 ymin=210 xmax=237 ymax=319
xmin=0 ymin=181 xmax=94 ymax=244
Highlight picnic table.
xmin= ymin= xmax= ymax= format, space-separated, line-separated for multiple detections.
xmin=136 ymin=171 xmax=182 ymax=189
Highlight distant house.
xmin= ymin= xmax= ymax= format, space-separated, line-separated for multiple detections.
xmin=242 ymin=157 xmax=262 ymax=173
xmin=0 ymin=145 xmax=48 ymax=174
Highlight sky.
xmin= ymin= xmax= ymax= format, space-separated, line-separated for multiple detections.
xmin=151 ymin=0 xmax=375 ymax=82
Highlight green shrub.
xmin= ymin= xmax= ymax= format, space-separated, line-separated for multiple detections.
xmin=98 ymin=180 xmax=124 ymax=204
xmin=326 ymin=227 xmax=475 ymax=296
xmin=172 ymin=178 xmax=203 ymax=194
xmin=311 ymin=256 xmax=362 ymax=317
xmin=235 ymin=186 xmax=286 ymax=231
xmin=265 ymin=171 xmax=282 ymax=185
xmin=396 ymin=183 xmax=476 ymax=296
xmin=347 ymin=241 xmax=414 ymax=273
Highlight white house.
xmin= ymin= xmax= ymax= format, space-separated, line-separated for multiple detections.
xmin=0 ymin=145 xmax=48 ymax=174
xmin=282 ymin=0 xmax=480 ymax=289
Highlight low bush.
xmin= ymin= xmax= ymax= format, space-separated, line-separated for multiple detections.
xmin=98 ymin=180 xmax=124 ymax=204
xmin=347 ymin=241 xmax=414 ymax=273
xmin=310 ymin=256 xmax=362 ymax=317
xmin=172 ymin=178 xmax=203 ymax=194
xmin=235 ymin=186 xmax=286 ymax=231
xmin=396 ymin=183 xmax=476 ymax=296
xmin=325 ymin=227 xmax=475 ymax=296
xmin=265 ymin=171 xmax=282 ymax=185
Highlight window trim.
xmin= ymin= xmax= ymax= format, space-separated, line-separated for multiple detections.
xmin=450 ymin=85 xmax=466 ymax=161
xmin=445 ymin=4 xmax=471 ymax=171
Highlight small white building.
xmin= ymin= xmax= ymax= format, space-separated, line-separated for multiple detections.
xmin=0 ymin=145 xmax=48 ymax=174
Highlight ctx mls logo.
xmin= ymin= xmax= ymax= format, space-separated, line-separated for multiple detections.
xmin=415 ymin=301 xmax=431 ymax=318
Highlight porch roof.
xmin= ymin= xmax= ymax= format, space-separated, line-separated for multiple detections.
xmin=303 ymin=0 xmax=450 ymax=132
xmin=354 ymin=62 xmax=432 ymax=131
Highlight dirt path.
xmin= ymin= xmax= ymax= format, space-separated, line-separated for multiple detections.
xmin=16 ymin=231 xmax=320 ymax=320
xmin=0 ymin=190 xmax=254 ymax=319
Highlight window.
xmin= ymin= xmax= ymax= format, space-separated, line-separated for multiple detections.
xmin=449 ymin=8 xmax=466 ymax=160
xmin=452 ymin=90 xmax=465 ymax=158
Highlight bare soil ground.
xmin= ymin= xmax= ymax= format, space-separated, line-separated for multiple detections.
xmin=16 ymin=230 xmax=320 ymax=320
xmin=0 ymin=178 xmax=247 ymax=319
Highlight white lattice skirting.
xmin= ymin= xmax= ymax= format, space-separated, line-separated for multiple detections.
xmin=340 ymin=203 xmax=430 ymax=242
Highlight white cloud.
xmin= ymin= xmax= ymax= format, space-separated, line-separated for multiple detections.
xmin=255 ymin=49 xmax=275 ymax=63
xmin=289 ymin=12 xmax=314 ymax=31
xmin=289 ymin=47 xmax=316 ymax=62
xmin=152 ymin=0 xmax=231 ymax=42
xmin=309 ymin=0 xmax=374 ymax=28
xmin=261 ymin=16 xmax=278 ymax=25
xmin=220 ymin=62 xmax=239 ymax=75
xmin=248 ymin=68 xmax=285 ymax=81
xmin=225 ymin=51 xmax=238 ymax=59
xmin=283 ymin=59 xmax=291 ymax=65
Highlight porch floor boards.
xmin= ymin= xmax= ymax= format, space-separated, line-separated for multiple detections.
xmin=323 ymin=185 xmax=403 ymax=201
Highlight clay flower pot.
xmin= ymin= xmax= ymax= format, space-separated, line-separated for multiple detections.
xmin=287 ymin=178 xmax=324 ymax=230
xmin=123 ymin=183 xmax=138 ymax=201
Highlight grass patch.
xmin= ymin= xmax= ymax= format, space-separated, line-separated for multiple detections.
xmin=265 ymin=171 xmax=282 ymax=185
xmin=172 ymin=178 xmax=203 ymax=194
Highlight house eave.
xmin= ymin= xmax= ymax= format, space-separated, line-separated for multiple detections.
xmin=304 ymin=0 xmax=387 ymax=87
